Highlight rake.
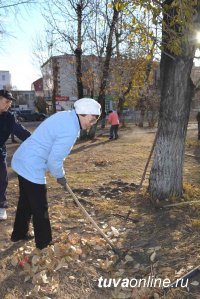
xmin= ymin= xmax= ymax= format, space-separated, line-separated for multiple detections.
xmin=64 ymin=182 xmax=129 ymax=260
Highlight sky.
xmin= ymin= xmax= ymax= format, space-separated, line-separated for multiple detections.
xmin=0 ymin=4 xmax=45 ymax=90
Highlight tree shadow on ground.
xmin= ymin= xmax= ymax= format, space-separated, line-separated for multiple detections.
xmin=193 ymin=144 xmax=200 ymax=163
xmin=115 ymin=193 xmax=200 ymax=297
xmin=71 ymin=139 xmax=111 ymax=155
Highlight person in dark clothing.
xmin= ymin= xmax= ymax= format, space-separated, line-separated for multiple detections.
xmin=0 ymin=89 xmax=31 ymax=220
xmin=196 ymin=112 xmax=200 ymax=140
xmin=8 ymin=109 xmax=18 ymax=143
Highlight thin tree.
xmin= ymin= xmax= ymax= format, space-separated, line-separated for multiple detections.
xmin=97 ymin=0 xmax=121 ymax=127
xmin=40 ymin=0 xmax=91 ymax=100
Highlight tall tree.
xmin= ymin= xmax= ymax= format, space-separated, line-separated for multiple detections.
xmin=122 ymin=0 xmax=200 ymax=200
xmin=40 ymin=0 xmax=91 ymax=100
xmin=148 ymin=1 xmax=199 ymax=200
xmin=75 ymin=1 xmax=84 ymax=99
xmin=97 ymin=0 xmax=121 ymax=124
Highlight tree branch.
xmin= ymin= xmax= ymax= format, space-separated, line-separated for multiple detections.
xmin=0 ymin=1 xmax=36 ymax=9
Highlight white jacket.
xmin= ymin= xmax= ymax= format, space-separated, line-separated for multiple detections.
xmin=12 ymin=110 xmax=80 ymax=184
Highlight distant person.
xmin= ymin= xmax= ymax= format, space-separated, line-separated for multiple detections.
xmin=108 ymin=110 xmax=120 ymax=140
xmin=0 ymin=89 xmax=31 ymax=220
xmin=11 ymin=98 xmax=101 ymax=250
xmin=196 ymin=111 xmax=200 ymax=140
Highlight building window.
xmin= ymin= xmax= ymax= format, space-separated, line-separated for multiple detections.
xmin=2 ymin=75 xmax=5 ymax=81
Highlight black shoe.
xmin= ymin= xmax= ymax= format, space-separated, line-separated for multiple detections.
xmin=11 ymin=234 xmax=34 ymax=242
xmin=109 ymin=137 xmax=113 ymax=140
xmin=36 ymin=240 xmax=54 ymax=250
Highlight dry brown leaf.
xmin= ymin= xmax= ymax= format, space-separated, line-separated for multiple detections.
xmin=24 ymin=275 xmax=31 ymax=282
xmin=53 ymin=244 xmax=62 ymax=257
xmin=32 ymin=265 xmax=39 ymax=274
xmin=150 ymin=251 xmax=156 ymax=262
xmin=32 ymin=255 xmax=40 ymax=265
xmin=55 ymin=258 xmax=68 ymax=271
xmin=41 ymin=273 xmax=49 ymax=284
xmin=99 ymin=258 xmax=113 ymax=271
xmin=94 ymin=245 xmax=103 ymax=251
xmin=175 ymin=268 xmax=185 ymax=277
xmin=32 ymin=284 xmax=41 ymax=294
xmin=10 ymin=256 xmax=18 ymax=267
xmin=111 ymin=226 xmax=120 ymax=237
xmin=190 ymin=280 xmax=199 ymax=286
xmin=124 ymin=255 xmax=134 ymax=262
xmin=5 ymin=294 xmax=18 ymax=299
xmin=69 ymin=275 xmax=76 ymax=280
xmin=23 ymin=262 xmax=31 ymax=272
xmin=32 ymin=270 xmax=49 ymax=285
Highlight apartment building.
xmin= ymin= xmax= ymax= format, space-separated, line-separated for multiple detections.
xmin=41 ymin=54 xmax=102 ymax=111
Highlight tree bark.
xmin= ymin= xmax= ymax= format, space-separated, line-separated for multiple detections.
xmin=148 ymin=54 xmax=194 ymax=200
xmin=148 ymin=1 xmax=196 ymax=200
xmin=75 ymin=2 xmax=84 ymax=99
xmin=98 ymin=0 xmax=120 ymax=121
xmin=117 ymin=80 xmax=132 ymax=115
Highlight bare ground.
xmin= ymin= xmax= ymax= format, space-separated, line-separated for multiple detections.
xmin=1 ymin=122 xmax=200 ymax=299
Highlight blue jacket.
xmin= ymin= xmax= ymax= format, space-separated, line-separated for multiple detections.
xmin=11 ymin=110 xmax=80 ymax=184
xmin=0 ymin=111 xmax=31 ymax=160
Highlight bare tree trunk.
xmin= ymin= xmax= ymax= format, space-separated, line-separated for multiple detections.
xmin=117 ymin=80 xmax=132 ymax=115
xmin=98 ymin=0 xmax=120 ymax=126
xmin=75 ymin=2 xmax=84 ymax=99
xmin=148 ymin=0 xmax=198 ymax=200
xmin=149 ymin=54 xmax=194 ymax=200
xmin=117 ymin=80 xmax=132 ymax=126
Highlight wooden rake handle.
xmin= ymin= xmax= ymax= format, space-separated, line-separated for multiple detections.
xmin=64 ymin=183 xmax=121 ymax=255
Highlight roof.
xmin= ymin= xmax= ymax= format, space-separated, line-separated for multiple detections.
xmin=32 ymin=78 xmax=43 ymax=91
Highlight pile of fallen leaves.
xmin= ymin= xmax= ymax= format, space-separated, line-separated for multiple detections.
xmin=8 ymin=227 xmax=123 ymax=298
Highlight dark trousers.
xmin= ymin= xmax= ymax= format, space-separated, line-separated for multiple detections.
xmin=0 ymin=159 xmax=8 ymax=208
xmin=11 ymin=133 xmax=16 ymax=142
xmin=110 ymin=125 xmax=119 ymax=139
xmin=11 ymin=175 xmax=52 ymax=249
